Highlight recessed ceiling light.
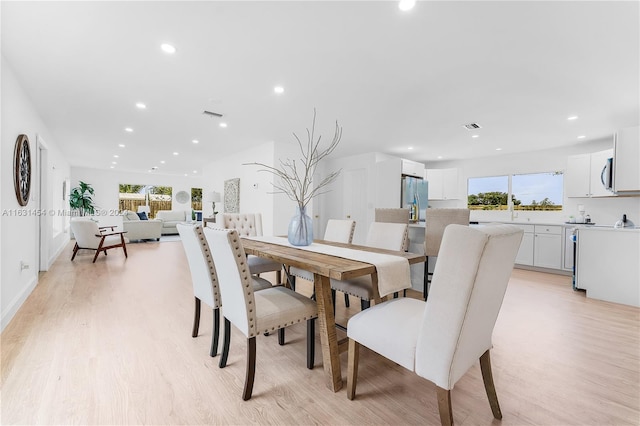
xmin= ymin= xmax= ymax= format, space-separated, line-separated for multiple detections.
xmin=161 ymin=43 xmax=176 ymax=54
xmin=192 ymin=139 xmax=199 ymax=144
xmin=173 ymin=152 xmax=179 ymax=156
xmin=472 ymin=135 xmax=480 ymax=139
xmin=577 ymin=135 xmax=586 ymax=139
xmin=136 ymin=102 xmax=147 ymax=109
xmin=160 ymin=160 xmax=166 ymax=164
xmin=219 ymin=122 xmax=228 ymax=128
xmin=408 ymin=146 xmax=414 ymax=150
xmin=112 ymin=161 xmax=117 ymax=164
xmin=567 ymin=115 xmax=578 ymax=121
xmin=124 ymin=127 xmax=133 ymax=132
xmin=118 ymin=144 xmax=125 ymax=148
xmin=110 ymin=166 xmax=115 ymax=169
xmin=184 ymin=173 xmax=188 ymax=177
xmin=274 ymin=86 xmax=284 ymax=94
xmin=193 ymin=170 xmax=198 ymax=174
xmin=113 ymin=155 xmax=119 ymax=158
xmin=398 ymin=0 xmax=416 ymax=11
xmin=496 ymin=148 xmax=503 ymax=151
xmin=437 ymin=156 xmax=443 ymax=159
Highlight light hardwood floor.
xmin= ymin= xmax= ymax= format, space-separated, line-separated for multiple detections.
xmin=1 ymin=240 xmax=639 ymax=425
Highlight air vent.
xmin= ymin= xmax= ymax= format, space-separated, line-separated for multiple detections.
xmin=203 ymin=110 xmax=223 ymax=118
xmin=462 ymin=122 xmax=482 ymax=130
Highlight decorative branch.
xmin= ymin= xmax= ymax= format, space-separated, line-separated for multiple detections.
xmin=244 ymin=109 xmax=342 ymax=208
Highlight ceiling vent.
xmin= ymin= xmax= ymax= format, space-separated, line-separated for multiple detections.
xmin=462 ymin=122 xmax=482 ymax=130
xmin=203 ymin=110 xmax=223 ymax=118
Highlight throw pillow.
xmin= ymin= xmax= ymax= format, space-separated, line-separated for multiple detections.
xmin=136 ymin=212 xmax=148 ymax=220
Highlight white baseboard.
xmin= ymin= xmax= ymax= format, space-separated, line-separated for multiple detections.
xmin=1 ymin=276 xmax=37 ymax=332
xmin=47 ymin=238 xmax=69 ymax=270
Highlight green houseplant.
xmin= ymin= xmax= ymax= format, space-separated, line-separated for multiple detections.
xmin=69 ymin=181 xmax=97 ymax=216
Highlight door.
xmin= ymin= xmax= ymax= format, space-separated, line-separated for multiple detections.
xmin=343 ymin=168 xmax=367 ymax=244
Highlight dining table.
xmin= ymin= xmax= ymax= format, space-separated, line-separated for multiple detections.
xmin=241 ymin=237 xmax=426 ymax=392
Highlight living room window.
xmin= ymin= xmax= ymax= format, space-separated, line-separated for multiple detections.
xmin=119 ymin=184 xmax=173 ymax=218
xmin=191 ymin=188 xmax=202 ymax=211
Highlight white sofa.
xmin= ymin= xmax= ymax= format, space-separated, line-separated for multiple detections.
xmin=156 ymin=210 xmax=189 ymax=235
xmin=121 ymin=210 xmax=163 ymax=241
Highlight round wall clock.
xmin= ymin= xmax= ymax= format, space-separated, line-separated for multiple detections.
xmin=14 ymin=134 xmax=31 ymax=206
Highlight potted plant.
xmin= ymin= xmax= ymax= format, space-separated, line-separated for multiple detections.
xmin=69 ymin=181 xmax=97 ymax=216
xmin=246 ymin=110 xmax=342 ymax=246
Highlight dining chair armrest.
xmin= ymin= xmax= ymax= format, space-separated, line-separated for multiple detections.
xmin=95 ymin=231 xmax=128 ymax=237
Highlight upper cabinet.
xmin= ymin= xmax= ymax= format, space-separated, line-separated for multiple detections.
xmin=401 ymin=159 xmax=425 ymax=178
xmin=426 ymin=168 xmax=459 ymax=200
xmin=566 ymin=149 xmax=615 ymax=198
xmin=613 ymin=126 xmax=640 ymax=194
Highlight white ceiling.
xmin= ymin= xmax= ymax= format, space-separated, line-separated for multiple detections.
xmin=2 ymin=1 xmax=638 ymax=176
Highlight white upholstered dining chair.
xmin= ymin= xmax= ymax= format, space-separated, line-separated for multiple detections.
xmin=176 ymin=223 xmax=272 ymax=357
xmin=374 ymin=207 xmax=410 ymax=251
xmin=330 ymin=221 xmax=408 ymax=311
xmin=221 ymin=213 xmax=283 ymax=285
xmin=424 ymin=208 xmax=470 ymax=300
xmin=346 ymin=224 xmax=523 ymax=426
xmin=203 ymin=227 xmax=318 ymax=401
xmin=70 ymin=219 xmax=128 ymax=263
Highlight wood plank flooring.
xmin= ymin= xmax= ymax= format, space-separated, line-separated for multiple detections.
xmin=1 ymin=240 xmax=639 ymax=425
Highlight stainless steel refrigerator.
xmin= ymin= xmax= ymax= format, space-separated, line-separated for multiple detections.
xmin=401 ymin=176 xmax=429 ymax=221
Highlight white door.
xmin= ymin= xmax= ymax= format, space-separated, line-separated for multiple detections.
xmin=343 ymin=168 xmax=367 ymax=244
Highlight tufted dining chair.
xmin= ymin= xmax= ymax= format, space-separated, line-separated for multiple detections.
xmin=374 ymin=208 xmax=410 ymax=251
xmin=288 ymin=219 xmax=356 ymax=291
xmin=70 ymin=219 xmax=128 ymax=263
xmin=221 ymin=213 xmax=283 ymax=285
xmin=424 ymin=208 xmax=470 ymax=300
xmin=176 ymin=223 xmax=272 ymax=357
xmin=346 ymin=224 xmax=523 ymax=426
xmin=330 ymin=222 xmax=408 ymax=311
xmin=203 ymin=227 xmax=318 ymax=400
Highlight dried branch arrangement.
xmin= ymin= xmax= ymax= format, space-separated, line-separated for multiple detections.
xmin=245 ymin=110 xmax=342 ymax=208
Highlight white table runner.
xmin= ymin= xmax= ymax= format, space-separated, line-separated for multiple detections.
xmin=245 ymin=236 xmax=411 ymax=297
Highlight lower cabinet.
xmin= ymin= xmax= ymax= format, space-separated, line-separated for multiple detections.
xmin=514 ymin=224 xmax=563 ymax=269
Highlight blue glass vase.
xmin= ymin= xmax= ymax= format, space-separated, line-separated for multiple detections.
xmin=288 ymin=206 xmax=313 ymax=246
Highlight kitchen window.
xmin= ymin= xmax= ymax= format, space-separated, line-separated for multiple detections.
xmin=468 ymin=172 xmax=563 ymax=211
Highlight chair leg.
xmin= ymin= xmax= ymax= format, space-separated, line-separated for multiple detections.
xmin=71 ymin=243 xmax=79 ymax=261
xmin=331 ymin=289 xmax=336 ymax=313
xmin=278 ymin=328 xmax=285 ymax=346
xmin=480 ymin=350 xmax=503 ymax=420
xmin=423 ymin=257 xmax=429 ymax=300
xmin=242 ymin=337 xmax=257 ymax=401
xmin=290 ymin=275 xmax=297 ymax=291
xmin=92 ymin=250 xmax=101 ymax=263
xmin=121 ymin=234 xmax=128 ymax=258
xmin=306 ymin=318 xmax=315 ymax=369
xmin=210 ymin=308 xmax=220 ymax=357
xmin=276 ymin=270 xmax=282 ymax=286
xmin=344 ymin=293 xmax=350 ymax=307
xmin=93 ymin=237 xmax=106 ymax=263
xmin=436 ymin=386 xmax=453 ymax=426
xmin=360 ymin=299 xmax=370 ymax=310
xmin=192 ymin=297 xmax=201 ymax=337
xmin=347 ymin=338 xmax=359 ymax=400
xmin=219 ymin=318 xmax=231 ymax=368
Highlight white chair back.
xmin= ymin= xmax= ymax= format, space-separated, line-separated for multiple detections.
xmin=324 ymin=219 xmax=356 ymax=243
xmin=221 ymin=213 xmax=264 ymax=237
xmin=203 ymin=227 xmax=257 ymax=338
xmin=415 ymin=224 xmax=523 ymax=390
xmin=70 ymin=219 xmax=101 ymax=249
xmin=176 ymin=224 xmax=220 ymax=309
xmin=365 ymin=222 xmax=408 ymax=251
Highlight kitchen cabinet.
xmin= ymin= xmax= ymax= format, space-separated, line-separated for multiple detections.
xmin=566 ymin=149 xmax=615 ymax=198
xmin=613 ymin=126 xmax=640 ymax=193
xmin=426 ymin=168 xmax=458 ymax=200
xmin=513 ymin=224 xmax=562 ymax=269
xmin=401 ymin=159 xmax=425 ymax=178
xmin=576 ymin=227 xmax=639 ymax=307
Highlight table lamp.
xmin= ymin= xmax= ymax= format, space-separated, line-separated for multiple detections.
xmin=203 ymin=191 xmax=221 ymax=219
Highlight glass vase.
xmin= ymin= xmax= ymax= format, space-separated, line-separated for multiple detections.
xmin=288 ymin=206 xmax=313 ymax=246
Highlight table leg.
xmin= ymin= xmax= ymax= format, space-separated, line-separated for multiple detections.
xmin=314 ymin=273 xmax=343 ymax=392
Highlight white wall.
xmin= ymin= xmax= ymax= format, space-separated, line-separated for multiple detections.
xmin=427 ymin=138 xmax=640 ymax=226
xmin=70 ymin=167 xmax=203 ymax=218
xmin=201 ymin=141 xmax=297 ymax=237
xmin=1 ymin=56 xmax=70 ymax=331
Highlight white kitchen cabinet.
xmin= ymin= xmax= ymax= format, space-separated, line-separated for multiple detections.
xmin=515 ymin=227 xmax=534 ymax=265
xmin=534 ymin=225 xmax=563 ymax=269
xmin=613 ymin=126 xmax=640 ymax=193
xmin=401 ymin=159 xmax=425 ymax=178
xmin=426 ymin=168 xmax=458 ymax=200
xmin=566 ymin=149 xmax=615 ymax=198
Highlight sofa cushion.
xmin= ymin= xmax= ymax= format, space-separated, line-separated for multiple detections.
xmin=156 ymin=210 xmax=187 ymax=222
xmin=136 ymin=212 xmax=148 ymax=220
xmin=123 ymin=210 xmax=139 ymax=221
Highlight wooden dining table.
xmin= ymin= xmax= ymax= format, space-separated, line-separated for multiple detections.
xmin=241 ymin=237 xmax=426 ymax=392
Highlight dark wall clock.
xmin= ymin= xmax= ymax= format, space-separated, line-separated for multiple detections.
xmin=14 ymin=134 xmax=32 ymax=206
